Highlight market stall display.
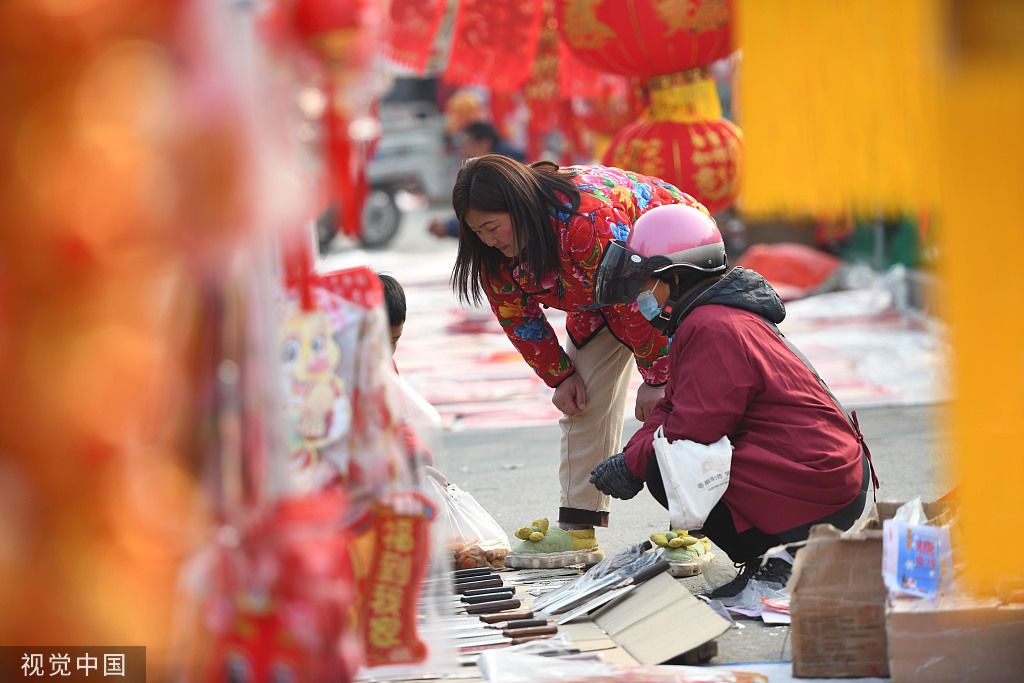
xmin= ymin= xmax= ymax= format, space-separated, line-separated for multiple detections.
xmin=3 ymin=0 xmax=1020 ymax=680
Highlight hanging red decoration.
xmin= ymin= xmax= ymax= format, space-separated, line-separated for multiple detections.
xmin=548 ymin=0 xmax=742 ymax=213
xmin=385 ymin=0 xmax=447 ymax=73
xmin=278 ymin=0 xmax=385 ymax=255
xmin=292 ymin=0 xmax=370 ymax=61
xmin=571 ymin=73 xmax=639 ymax=138
xmin=557 ymin=38 xmax=628 ymax=99
xmin=603 ymin=71 xmax=741 ymax=213
xmin=523 ymin=7 xmax=563 ymax=160
xmin=444 ymin=0 xmax=546 ymax=91
xmin=514 ymin=0 xmax=624 ymax=163
xmin=324 ymin=79 xmax=364 ymax=242
xmin=603 ymin=116 xmax=742 ymax=214
xmin=555 ymin=0 xmax=733 ymax=79
xmin=197 ymin=492 xmax=358 ymax=682
xmin=290 ymin=0 xmax=383 ymax=113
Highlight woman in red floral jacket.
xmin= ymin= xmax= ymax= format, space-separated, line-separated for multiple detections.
xmin=450 ymin=154 xmax=709 ymax=567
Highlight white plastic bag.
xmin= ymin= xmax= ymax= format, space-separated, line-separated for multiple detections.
xmin=428 ymin=477 xmax=511 ymax=569
xmin=652 ymin=426 xmax=732 ymax=530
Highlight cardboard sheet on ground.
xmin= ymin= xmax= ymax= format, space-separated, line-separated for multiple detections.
xmin=559 ymin=572 xmax=731 ymax=666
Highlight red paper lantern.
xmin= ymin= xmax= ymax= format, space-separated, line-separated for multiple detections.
xmin=603 ymin=116 xmax=742 ymax=214
xmin=555 ymin=0 xmax=732 ymax=79
xmin=601 ymin=67 xmax=741 ymax=214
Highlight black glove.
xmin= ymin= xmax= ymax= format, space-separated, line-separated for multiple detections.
xmin=589 ymin=453 xmax=645 ymax=500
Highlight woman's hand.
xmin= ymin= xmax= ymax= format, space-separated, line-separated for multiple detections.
xmin=634 ymin=383 xmax=665 ymax=421
xmin=552 ymin=374 xmax=586 ymax=416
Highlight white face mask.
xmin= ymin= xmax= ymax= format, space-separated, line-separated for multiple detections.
xmin=636 ymin=283 xmax=662 ymax=320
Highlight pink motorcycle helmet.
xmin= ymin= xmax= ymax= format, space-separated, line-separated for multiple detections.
xmin=594 ymin=203 xmax=727 ymax=305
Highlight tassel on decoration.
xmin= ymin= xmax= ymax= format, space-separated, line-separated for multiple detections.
xmin=735 ymin=0 xmax=943 ymax=215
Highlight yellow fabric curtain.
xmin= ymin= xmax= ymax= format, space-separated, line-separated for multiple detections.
xmin=736 ymin=0 xmax=942 ymax=216
xmin=938 ymin=6 xmax=1024 ymax=597
xmin=736 ymin=0 xmax=1024 ymax=595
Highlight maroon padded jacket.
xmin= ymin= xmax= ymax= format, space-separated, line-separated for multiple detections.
xmin=623 ymin=268 xmax=863 ymax=534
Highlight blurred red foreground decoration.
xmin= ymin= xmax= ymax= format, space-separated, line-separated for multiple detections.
xmin=0 ymin=0 xmax=269 ymax=674
xmin=261 ymin=0 xmax=384 ymax=244
xmin=303 ymin=0 xmax=382 ymax=240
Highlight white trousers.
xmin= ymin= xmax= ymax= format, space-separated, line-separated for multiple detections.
xmin=558 ymin=327 xmax=635 ymax=527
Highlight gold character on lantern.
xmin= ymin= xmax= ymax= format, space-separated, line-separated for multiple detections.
xmin=689 ymin=127 xmax=708 ymax=149
xmin=693 ymin=164 xmax=735 ymax=202
xmin=563 ymin=0 xmax=616 ymax=49
xmin=655 ymin=0 xmax=729 ymax=35
xmin=611 ymin=138 xmax=665 ymax=179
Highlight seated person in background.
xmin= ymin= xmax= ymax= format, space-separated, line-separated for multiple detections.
xmin=587 ymin=204 xmax=877 ymax=599
xmin=378 ymin=272 xmax=405 ymax=359
xmin=429 ymin=121 xmax=526 ymax=238
xmin=459 ymin=121 xmax=526 ymax=164
xmin=377 ymin=272 xmax=437 ymax=473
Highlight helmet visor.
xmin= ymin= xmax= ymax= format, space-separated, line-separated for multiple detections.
xmin=594 ymin=240 xmax=657 ymax=306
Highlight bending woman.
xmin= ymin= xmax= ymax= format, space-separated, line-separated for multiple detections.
xmin=450 ymin=154 xmax=707 ymax=567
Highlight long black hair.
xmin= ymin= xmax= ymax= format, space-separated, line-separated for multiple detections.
xmin=451 ymin=155 xmax=581 ymax=305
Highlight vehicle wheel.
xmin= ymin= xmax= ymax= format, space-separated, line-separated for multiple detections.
xmin=359 ymin=187 xmax=401 ymax=249
xmin=315 ymin=204 xmax=339 ymax=256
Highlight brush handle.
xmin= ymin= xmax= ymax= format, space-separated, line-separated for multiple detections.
xmin=462 ymin=585 xmax=513 ymax=597
xmin=627 ymin=559 xmax=671 ymax=585
xmin=479 ymin=610 xmax=532 ymax=623
xmin=502 ymin=625 xmax=558 ymax=638
xmin=455 ymin=576 xmax=504 ymax=593
xmin=463 ymin=598 xmax=521 ymax=615
xmin=461 ymin=590 xmax=514 ymax=604
xmin=453 ymin=567 xmax=492 ymax=579
xmin=490 ymin=618 xmax=547 ymax=630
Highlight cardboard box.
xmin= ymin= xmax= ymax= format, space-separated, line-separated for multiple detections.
xmin=789 ymin=523 xmax=890 ymax=677
xmin=788 ymin=501 xmax=952 ymax=678
xmin=563 ymin=571 xmax=732 ymax=665
xmin=887 ymin=595 xmax=1024 ymax=683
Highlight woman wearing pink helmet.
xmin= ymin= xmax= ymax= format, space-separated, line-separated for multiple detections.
xmin=589 ymin=204 xmax=877 ymax=598
xmin=450 ymin=155 xmax=707 ymax=568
